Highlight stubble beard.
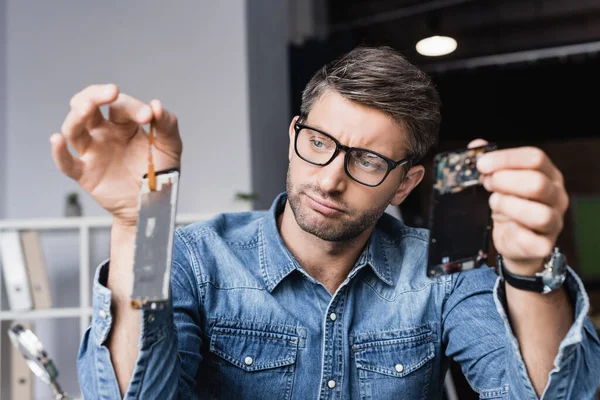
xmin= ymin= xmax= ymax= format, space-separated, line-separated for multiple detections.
xmin=285 ymin=167 xmax=394 ymax=242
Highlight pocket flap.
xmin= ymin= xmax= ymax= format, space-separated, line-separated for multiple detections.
xmin=352 ymin=325 xmax=435 ymax=378
xmin=210 ymin=324 xmax=299 ymax=372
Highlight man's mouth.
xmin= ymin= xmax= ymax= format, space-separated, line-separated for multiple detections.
xmin=305 ymin=193 xmax=345 ymax=216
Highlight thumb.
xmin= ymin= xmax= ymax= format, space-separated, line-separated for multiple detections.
xmin=467 ymin=138 xmax=488 ymax=149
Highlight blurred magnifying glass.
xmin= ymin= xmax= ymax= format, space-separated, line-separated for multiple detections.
xmin=8 ymin=323 xmax=70 ymax=400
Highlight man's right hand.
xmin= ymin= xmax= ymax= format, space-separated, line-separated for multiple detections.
xmin=50 ymin=84 xmax=183 ymax=227
xmin=51 ymin=84 xmax=184 ymax=395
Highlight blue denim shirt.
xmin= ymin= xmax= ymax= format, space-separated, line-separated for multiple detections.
xmin=78 ymin=192 xmax=600 ymax=399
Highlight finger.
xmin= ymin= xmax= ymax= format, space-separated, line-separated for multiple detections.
xmin=489 ymin=193 xmax=563 ymax=235
xmin=149 ymin=99 xmax=163 ymax=120
xmin=467 ymin=138 xmax=488 ymax=149
xmin=149 ymin=99 xmax=182 ymax=158
xmin=50 ymin=133 xmax=84 ymax=181
xmin=108 ymin=93 xmax=153 ymax=126
xmin=62 ymin=84 xmax=119 ymax=154
xmin=483 ymin=169 xmax=564 ymax=207
xmin=477 ymin=146 xmax=563 ymax=184
xmin=495 ymin=220 xmax=555 ymax=260
xmin=149 ymin=99 xmax=179 ymax=138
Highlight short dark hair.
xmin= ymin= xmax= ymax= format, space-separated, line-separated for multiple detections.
xmin=300 ymin=45 xmax=441 ymax=166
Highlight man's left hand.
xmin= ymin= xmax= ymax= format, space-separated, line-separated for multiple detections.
xmin=469 ymin=139 xmax=570 ymax=275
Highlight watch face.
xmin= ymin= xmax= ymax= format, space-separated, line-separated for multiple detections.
xmin=542 ymin=251 xmax=567 ymax=292
xmin=556 ymin=254 xmax=567 ymax=275
xmin=542 ymin=273 xmax=567 ymax=293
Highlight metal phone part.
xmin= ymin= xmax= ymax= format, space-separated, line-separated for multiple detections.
xmin=130 ymin=168 xmax=180 ymax=310
xmin=433 ymin=146 xmax=491 ymax=195
xmin=427 ymin=144 xmax=497 ymax=278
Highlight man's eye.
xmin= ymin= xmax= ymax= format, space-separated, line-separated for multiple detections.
xmin=360 ymin=159 xmax=373 ymax=168
xmin=312 ymin=140 xmax=324 ymax=148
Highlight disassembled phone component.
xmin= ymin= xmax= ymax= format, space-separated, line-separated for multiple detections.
xmin=433 ymin=146 xmax=489 ymax=195
xmin=130 ymin=169 xmax=179 ymax=310
xmin=130 ymin=121 xmax=180 ymax=310
xmin=427 ymin=144 xmax=497 ymax=278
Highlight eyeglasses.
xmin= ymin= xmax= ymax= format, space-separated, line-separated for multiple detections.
xmin=294 ymin=122 xmax=410 ymax=187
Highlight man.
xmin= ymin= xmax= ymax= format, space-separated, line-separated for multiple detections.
xmin=52 ymin=46 xmax=599 ymax=399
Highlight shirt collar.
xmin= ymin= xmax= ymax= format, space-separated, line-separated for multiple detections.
xmin=258 ymin=192 xmax=395 ymax=292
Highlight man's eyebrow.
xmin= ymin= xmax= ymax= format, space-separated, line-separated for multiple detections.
xmin=302 ymin=120 xmax=403 ymax=160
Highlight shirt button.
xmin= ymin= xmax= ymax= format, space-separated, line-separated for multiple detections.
xmin=244 ymin=356 xmax=253 ymax=366
xmin=98 ymin=310 xmax=107 ymax=319
xmin=329 ymin=313 xmax=337 ymax=321
xmin=147 ymin=314 xmax=155 ymax=323
xmin=395 ymin=363 xmax=404 ymax=373
xmin=327 ymin=380 xmax=336 ymax=389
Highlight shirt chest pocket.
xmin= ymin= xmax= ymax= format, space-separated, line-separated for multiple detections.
xmin=208 ymin=320 xmax=300 ymax=400
xmin=351 ymin=324 xmax=436 ymax=400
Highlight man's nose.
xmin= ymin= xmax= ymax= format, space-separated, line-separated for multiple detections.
xmin=316 ymin=152 xmax=347 ymax=193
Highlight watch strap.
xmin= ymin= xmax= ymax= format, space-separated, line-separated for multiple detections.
xmin=497 ymin=254 xmax=545 ymax=292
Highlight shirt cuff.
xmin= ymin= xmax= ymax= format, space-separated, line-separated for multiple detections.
xmin=492 ymin=266 xmax=592 ymax=398
xmin=91 ymin=260 xmax=174 ymax=347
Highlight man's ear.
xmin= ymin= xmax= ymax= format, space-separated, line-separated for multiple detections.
xmin=390 ymin=165 xmax=425 ymax=206
xmin=288 ymin=116 xmax=300 ymax=162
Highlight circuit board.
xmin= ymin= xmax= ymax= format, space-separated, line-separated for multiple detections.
xmin=433 ymin=147 xmax=489 ymax=195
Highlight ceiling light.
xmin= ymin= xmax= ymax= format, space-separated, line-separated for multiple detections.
xmin=416 ymin=35 xmax=458 ymax=57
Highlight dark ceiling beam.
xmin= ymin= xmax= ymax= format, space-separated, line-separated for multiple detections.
xmin=440 ymin=0 xmax=600 ymax=32
xmin=327 ymin=0 xmax=600 ymax=35
xmin=328 ymin=0 xmax=430 ymax=22
xmin=327 ymin=0 xmax=475 ymax=33
xmin=421 ymin=40 xmax=600 ymax=73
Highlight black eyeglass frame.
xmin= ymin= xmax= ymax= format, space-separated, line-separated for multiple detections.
xmin=294 ymin=121 xmax=410 ymax=187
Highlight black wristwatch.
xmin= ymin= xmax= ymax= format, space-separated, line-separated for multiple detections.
xmin=497 ymin=247 xmax=567 ymax=294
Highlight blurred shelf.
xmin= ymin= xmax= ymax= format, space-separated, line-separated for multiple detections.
xmin=0 ymin=213 xmax=215 ymax=230
xmin=0 ymin=307 xmax=92 ymax=321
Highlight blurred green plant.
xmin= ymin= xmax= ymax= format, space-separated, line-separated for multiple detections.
xmin=235 ymin=192 xmax=259 ymax=202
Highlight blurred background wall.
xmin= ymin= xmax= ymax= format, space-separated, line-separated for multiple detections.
xmin=0 ymin=0 xmax=5 ymax=221
xmin=0 ymin=1 xmax=283 ymax=398
xmin=1 ymin=0 xmax=600 ymax=399
xmin=4 ymin=1 xmax=252 ymax=219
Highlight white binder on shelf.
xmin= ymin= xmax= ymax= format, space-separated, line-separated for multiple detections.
xmin=0 ymin=230 xmax=33 ymax=311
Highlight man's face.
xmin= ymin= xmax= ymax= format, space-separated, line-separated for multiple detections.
xmin=286 ymin=90 xmax=414 ymax=242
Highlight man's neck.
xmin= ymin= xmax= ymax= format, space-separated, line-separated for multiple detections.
xmin=277 ymin=200 xmax=373 ymax=294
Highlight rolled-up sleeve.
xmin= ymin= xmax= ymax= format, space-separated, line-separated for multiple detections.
xmin=76 ymin=230 xmax=205 ymax=399
xmin=443 ymin=266 xmax=600 ymax=399
xmin=493 ymin=267 xmax=600 ymax=399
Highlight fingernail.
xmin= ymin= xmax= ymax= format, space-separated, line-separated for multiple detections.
xmin=489 ymin=192 xmax=499 ymax=208
xmin=477 ymin=155 xmax=491 ymax=171
xmin=103 ymin=84 xmax=115 ymax=96
xmin=137 ymin=107 xmax=151 ymax=122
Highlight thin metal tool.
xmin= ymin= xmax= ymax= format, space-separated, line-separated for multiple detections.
xmin=148 ymin=120 xmax=157 ymax=191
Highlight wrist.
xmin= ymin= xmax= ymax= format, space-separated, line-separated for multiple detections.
xmin=502 ymin=258 xmax=545 ymax=276
xmin=497 ymin=248 xmax=567 ymax=294
xmin=108 ymin=221 xmax=137 ymax=302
